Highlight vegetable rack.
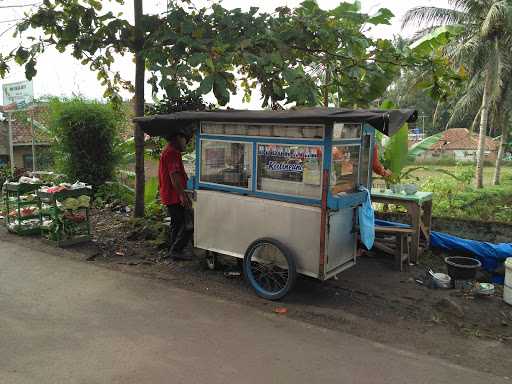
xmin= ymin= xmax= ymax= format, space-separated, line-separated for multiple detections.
xmin=37 ymin=188 xmax=92 ymax=247
xmin=3 ymin=182 xmax=43 ymax=236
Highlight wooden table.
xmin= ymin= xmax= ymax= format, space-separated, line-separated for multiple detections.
xmin=371 ymin=191 xmax=433 ymax=264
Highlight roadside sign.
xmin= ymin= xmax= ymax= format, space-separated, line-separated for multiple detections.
xmin=2 ymin=80 xmax=34 ymax=106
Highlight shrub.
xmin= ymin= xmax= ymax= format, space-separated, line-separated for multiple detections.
xmin=48 ymin=98 xmax=123 ymax=187
xmin=0 ymin=166 xmax=27 ymax=188
xmin=94 ymin=182 xmax=134 ymax=207
xmin=419 ymin=165 xmax=512 ymax=223
xmin=0 ymin=165 xmax=12 ymax=190
xmin=145 ymin=176 xmax=159 ymax=206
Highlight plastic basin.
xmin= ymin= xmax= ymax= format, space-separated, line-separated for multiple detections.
xmin=444 ymin=256 xmax=481 ymax=281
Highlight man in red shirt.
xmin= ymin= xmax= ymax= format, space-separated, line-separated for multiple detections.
xmin=372 ymin=145 xmax=392 ymax=178
xmin=332 ymin=144 xmax=391 ymax=178
xmin=159 ymin=132 xmax=193 ymax=260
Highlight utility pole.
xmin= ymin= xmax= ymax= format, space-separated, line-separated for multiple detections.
xmin=8 ymin=111 xmax=14 ymax=174
xmin=133 ymin=0 xmax=145 ymax=217
xmin=30 ymin=109 xmax=36 ymax=172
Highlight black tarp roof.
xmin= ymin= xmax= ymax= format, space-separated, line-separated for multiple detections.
xmin=134 ymin=107 xmax=417 ymax=138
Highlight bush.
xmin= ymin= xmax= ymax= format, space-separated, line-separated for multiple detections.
xmin=95 ymin=182 xmax=134 ymax=207
xmin=419 ymin=165 xmax=512 ymax=223
xmin=0 ymin=166 xmax=27 ymax=188
xmin=48 ymin=98 xmax=123 ymax=187
xmin=0 ymin=165 xmax=12 ymax=190
xmin=145 ymin=176 xmax=159 ymax=205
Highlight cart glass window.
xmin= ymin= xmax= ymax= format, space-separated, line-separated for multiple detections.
xmin=200 ymin=140 xmax=252 ymax=188
xmin=333 ymin=123 xmax=361 ymax=140
xmin=331 ymin=145 xmax=360 ymax=194
xmin=202 ymin=122 xmax=324 ymax=139
xmin=257 ymin=144 xmax=323 ymax=198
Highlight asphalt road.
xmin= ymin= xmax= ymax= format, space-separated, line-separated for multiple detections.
xmin=0 ymin=240 xmax=508 ymax=384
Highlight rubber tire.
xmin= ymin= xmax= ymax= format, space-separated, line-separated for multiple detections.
xmin=205 ymin=251 xmax=218 ymax=271
xmin=243 ymin=238 xmax=297 ymax=301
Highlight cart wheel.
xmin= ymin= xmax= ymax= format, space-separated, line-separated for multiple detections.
xmin=243 ymin=238 xmax=297 ymax=300
xmin=205 ymin=251 xmax=218 ymax=271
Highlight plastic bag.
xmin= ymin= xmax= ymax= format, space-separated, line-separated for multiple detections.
xmin=358 ymin=187 xmax=375 ymax=250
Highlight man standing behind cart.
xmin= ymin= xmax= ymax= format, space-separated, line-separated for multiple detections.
xmin=159 ymin=132 xmax=193 ymax=261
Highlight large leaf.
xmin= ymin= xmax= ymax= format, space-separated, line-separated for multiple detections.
xmin=197 ymin=75 xmax=214 ymax=95
xmin=407 ymin=132 xmax=444 ymax=162
xmin=383 ymin=124 xmax=409 ymax=176
xmin=368 ymin=8 xmax=394 ymax=25
xmin=410 ymin=25 xmax=464 ymax=56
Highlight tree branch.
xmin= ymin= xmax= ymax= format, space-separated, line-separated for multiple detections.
xmin=0 ymin=2 xmax=40 ymax=9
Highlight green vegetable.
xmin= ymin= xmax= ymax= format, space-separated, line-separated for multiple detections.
xmin=63 ymin=198 xmax=79 ymax=211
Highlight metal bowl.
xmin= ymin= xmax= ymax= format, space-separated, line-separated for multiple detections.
xmin=390 ymin=184 xmax=402 ymax=194
xmin=402 ymin=184 xmax=418 ymax=195
xmin=432 ymin=272 xmax=451 ymax=289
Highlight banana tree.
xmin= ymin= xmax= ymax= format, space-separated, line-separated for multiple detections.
xmin=376 ymin=101 xmax=447 ymax=185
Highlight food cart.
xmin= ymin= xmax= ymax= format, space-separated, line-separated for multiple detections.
xmin=136 ymin=108 xmax=417 ymax=300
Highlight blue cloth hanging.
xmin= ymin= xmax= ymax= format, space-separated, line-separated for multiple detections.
xmin=358 ymin=187 xmax=375 ymax=250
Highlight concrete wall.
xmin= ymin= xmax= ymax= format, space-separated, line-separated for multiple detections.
xmin=416 ymin=149 xmax=498 ymax=163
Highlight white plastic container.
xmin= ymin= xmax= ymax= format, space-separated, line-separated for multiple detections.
xmin=504 ymin=258 xmax=512 ymax=305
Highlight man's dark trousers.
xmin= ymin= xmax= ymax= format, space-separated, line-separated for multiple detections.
xmin=167 ymin=204 xmax=193 ymax=254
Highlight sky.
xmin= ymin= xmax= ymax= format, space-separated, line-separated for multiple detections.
xmin=0 ymin=0 xmax=450 ymax=108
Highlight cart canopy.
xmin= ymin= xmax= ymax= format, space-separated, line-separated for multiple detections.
xmin=134 ymin=107 xmax=417 ymax=138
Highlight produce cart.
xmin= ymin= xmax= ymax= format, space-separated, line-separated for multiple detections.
xmin=37 ymin=187 xmax=92 ymax=247
xmin=3 ymin=182 xmax=43 ymax=235
xmin=136 ymin=108 xmax=417 ymax=300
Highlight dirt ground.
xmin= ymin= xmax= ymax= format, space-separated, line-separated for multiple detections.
xmin=2 ymin=208 xmax=512 ymax=377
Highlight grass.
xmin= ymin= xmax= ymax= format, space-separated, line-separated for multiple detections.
xmin=394 ymin=164 xmax=512 ymax=223
xmin=404 ymin=165 xmax=512 ymax=186
xmin=144 ymin=176 xmax=159 ymax=205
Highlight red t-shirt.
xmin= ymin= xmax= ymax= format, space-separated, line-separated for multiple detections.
xmin=159 ymin=144 xmax=188 ymax=206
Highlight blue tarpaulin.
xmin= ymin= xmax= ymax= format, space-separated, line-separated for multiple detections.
xmin=429 ymin=232 xmax=512 ymax=272
xmin=375 ymin=219 xmax=512 ymax=282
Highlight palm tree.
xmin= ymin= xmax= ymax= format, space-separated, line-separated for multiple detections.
xmin=403 ymin=0 xmax=512 ymax=188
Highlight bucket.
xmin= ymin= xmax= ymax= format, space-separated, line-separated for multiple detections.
xmin=504 ymin=258 xmax=512 ymax=305
xmin=444 ymin=256 xmax=481 ymax=281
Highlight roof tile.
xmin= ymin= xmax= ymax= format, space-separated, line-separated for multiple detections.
xmin=429 ymin=128 xmax=497 ymax=151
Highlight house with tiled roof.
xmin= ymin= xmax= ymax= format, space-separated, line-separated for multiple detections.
xmin=0 ymin=104 xmax=51 ymax=169
xmin=416 ymin=128 xmax=498 ymax=162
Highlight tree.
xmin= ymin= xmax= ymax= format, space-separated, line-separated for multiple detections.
xmin=145 ymin=1 xmax=400 ymax=108
xmin=384 ymin=29 xmax=471 ymax=133
xmin=492 ymin=85 xmax=511 ymax=185
xmin=1 ymin=0 xmax=401 ymax=212
xmin=403 ymin=0 xmax=512 ymax=188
